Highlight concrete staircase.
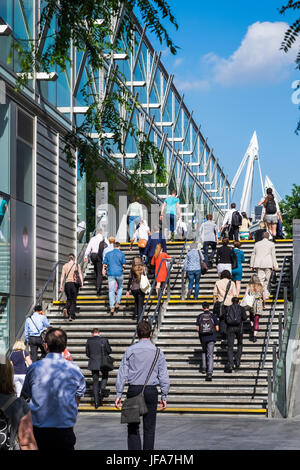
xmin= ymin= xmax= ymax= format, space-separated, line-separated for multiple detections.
xmin=47 ymin=239 xmax=293 ymax=416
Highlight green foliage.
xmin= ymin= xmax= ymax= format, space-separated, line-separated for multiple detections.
xmin=280 ymin=1 xmax=300 ymax=133
xmin=11 ymin=0 xmax=177 ymax=203
xmin=279 ymin=184 xmax=300 ymax=238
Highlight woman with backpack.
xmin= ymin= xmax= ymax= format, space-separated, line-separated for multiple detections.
xmin=213 ymin=270 xmax=237 ymax=339
xmin=126 ymin=257 xmax=149 ymax=320
xmin=258 ymin=188 xmax=282 ymax=241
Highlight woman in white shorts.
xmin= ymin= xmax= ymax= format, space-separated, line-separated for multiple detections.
xmin=257 ymin=188 xmax=282 ymax=240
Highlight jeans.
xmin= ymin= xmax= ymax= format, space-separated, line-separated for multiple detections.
xmin=33 ymin=426 xmax=76 ymax=450
xmin=108 ymin=275 xmax=123 ymax=308
xmin=127 ymin=385 xmax=158 ymax=450
xmin=64 ymin=282 xmax=79 ymax=319
xmin=167 ymin=213 xmax=175 ymax=234
xmin=203 ymin=241 xmax=217 ymax=266
xmin=128 ymin=216 xmax=140 ymax=239
xmin=227 ymin=325 xmax=244 ymax=368
xmin=187 ymin=270 xmax=201 ymax=299
xmin=92 ymin=369 xmax=109 ymax=403
xmin=201 ymin=341 xmax=215 ymax=374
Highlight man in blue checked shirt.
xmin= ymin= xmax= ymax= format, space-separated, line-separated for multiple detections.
xmin=24 ymin=305 xmax=50 ymax=362
xmin=115 ymin=320 xmax=170 ymax=451
xmin=183 ymin=242 xmax=204 ymax=300
xmin=22 ymin=327 xmax=86 ymax=450
xmin=103 ymin=241 xmax=126 ymax=315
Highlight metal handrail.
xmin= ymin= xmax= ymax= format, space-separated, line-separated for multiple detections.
xmin=130 ymin=256 xmax=174 ymax=345
xmin=261 ymin=256 xmax=288 ymax=369
xmin=149 ymin=258 xmax=176 ymax=328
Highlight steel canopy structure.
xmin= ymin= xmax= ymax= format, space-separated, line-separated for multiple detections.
xmin=0 ymin=4 xmax=231 ymax=225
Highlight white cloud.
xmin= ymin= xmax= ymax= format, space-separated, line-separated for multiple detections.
xmin=173 ymin=57 xmax=184 ymax=68
xmin=206 ymin=21 xmax=298 ymax=86
xmin=174 ymin=78 xmax=211 ymax=92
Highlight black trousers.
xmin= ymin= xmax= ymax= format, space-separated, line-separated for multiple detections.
xmin=131 ymin=289 xmax=145 ymax=319
xmin=229 ymin=225 xmax=240 ymax=242
xmin=127 ymin=385 xmax=158 ymax=451
xmin=29 ymin=336 xmax=46 ymax=363
xmin=227 ymin=325 xmax=244 ymax=367
xmin=92 ymin=369 xmax=109 ymax=403
xmin=64 ymin=282 xmax=79 ymax=319
xmin=90 ymin=253 xmax=103 ymax=292
xmin=33 ymin=426 xmax=76 ymax=450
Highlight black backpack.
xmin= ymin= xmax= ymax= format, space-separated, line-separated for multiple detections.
xmin=198 ymin=312 xmax=215 ymax=335
xmin=0 ymin=396 xmax=17 ymax=451
xmin=265 ymin=199 xmax=277 ymax=215
xmin=98 ymin=239 xmax=108 ymax=261
xmin=231 ymin=211 xmax=242 ymax=227
xmin=226 ymin=304 xmax=242 ymax=326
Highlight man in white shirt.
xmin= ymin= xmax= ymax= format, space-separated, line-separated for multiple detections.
xmin=221 ymin=203 xmax=242 ymax=242
xmin=127 ymin=197 xmax=144 ymax=240
xmin=84 ymin=229 xmax=105 ymax=295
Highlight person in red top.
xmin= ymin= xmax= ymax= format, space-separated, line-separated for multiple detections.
xmin=151 ymin=243 xmax=172 ymax=297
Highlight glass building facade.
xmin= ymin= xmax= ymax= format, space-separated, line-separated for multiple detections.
xmin=0 ymin=1 xmax=231 ymax=352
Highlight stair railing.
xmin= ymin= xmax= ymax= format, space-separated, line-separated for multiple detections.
xmin=130 ymin=256 xmax=175 ymax=345
xmin=261 ymin=256 xmax=288 ymax=370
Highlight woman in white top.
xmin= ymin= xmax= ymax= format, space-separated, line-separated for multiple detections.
xmin=257 ymin=188 xmax=282 ymax=240
xmin=130 ymin=220 xmax=151 ymax=259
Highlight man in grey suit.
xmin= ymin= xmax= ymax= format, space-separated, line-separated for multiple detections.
xmin=85 ymin=328 xmax=112 ymax=408
xmin=250 ymin=232 xmax=279 ymax=299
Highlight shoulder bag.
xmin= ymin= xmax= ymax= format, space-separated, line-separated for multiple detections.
xmin=218 ymin=280 xmax=232 ymax=319
xmin=198 ymin=250 xmax=207 ymax=275
xmin=121 ymin=348 xmax=160 ymax=424
xmin=73 ymin=264 xmax=82 ymax=289
xmin=100 ymin=342 xmax=115 ymax=371
xmin=138 ymin=239 xmax=148 ymax=249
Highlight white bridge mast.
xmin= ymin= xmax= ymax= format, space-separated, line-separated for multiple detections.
xmin=231 ymin=131 xmax=265 ymax=215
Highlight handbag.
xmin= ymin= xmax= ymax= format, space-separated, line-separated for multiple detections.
xmin=138 ymin=239 xmax=148 ymax=249
xmin=198 ymin=250 xmax=207 ymax=275
xmin=73 ymin=264 xmax=81 ymax=289
xmin=241 ymin=291 xmax=255 ymax=309
xmin=140 ymin=273 xmax=151 ymax=294
xmin=121 ymin=348 xmax=160 ymax=424
xmin=218 ymin=280 xmax=232 ymax=320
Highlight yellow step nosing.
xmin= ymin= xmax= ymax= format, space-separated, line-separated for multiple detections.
xmin=78 ymin=406 xmax=266 ymax=414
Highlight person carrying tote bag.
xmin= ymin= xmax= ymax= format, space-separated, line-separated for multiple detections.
xmin=120 ymin=348 xmax=160 ymax=425
xmin=115 ymin=320 xmax=170 ymax=451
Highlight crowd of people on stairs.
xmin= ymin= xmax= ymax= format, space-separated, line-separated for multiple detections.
xmin=1 ymin=187 xmax=286 ymax=451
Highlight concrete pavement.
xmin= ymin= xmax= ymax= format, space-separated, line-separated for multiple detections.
xmin=74 ymin=413 xmax=300 ymax=450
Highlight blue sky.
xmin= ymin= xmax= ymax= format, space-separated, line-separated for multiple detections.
xmin=148 ymin=0 xmax=299 ymax=209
